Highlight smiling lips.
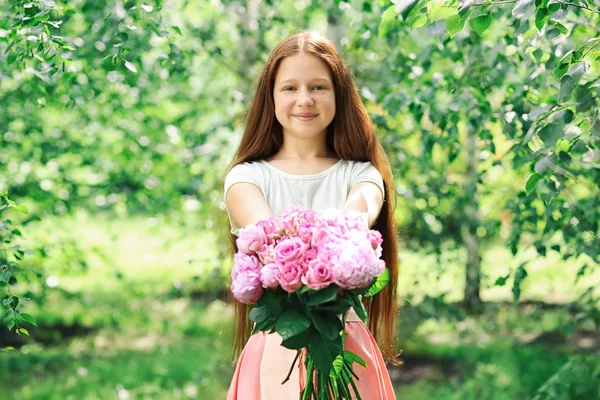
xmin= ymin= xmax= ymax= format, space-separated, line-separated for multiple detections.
xmin=293 ymin=113 xmax=318 ymax=120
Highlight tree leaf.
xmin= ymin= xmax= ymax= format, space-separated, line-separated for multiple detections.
xmin=535 ymin=8 xmax=549 ymax=31
xmin=446 ymin=13 xmax=466 ymax=37
xmin=14 ymin=205 xmax=29 ymax=214
xmin=124 ymin=61 xmax=137 ymax=73
xmin=512 ymin=263 xmax=529 ymax=302
xmin=410 ymin=14 xmax=428 ymax=29
xmin=469 ymin=14 xmax=493 ymax=37
xmin=525 ymin=173 xmax=542 ymax=195
xmin=19 ymin=313 xmax=37 ymax=327
xmin=553 ymin=62 xmax=570 ymax=79
xmin=512 ymin=0 xmax=535 ymax=20
xmin=380 ymin=5 xmax=399 ymax=32
xmin=426 ymin=20 xmax=447 ymax=42
xmin=172 ymin=26 xmax=182 ymax=36
xmin=537 ymin=123 xmax=564 ymax=147
xmin=555 ymin=23 xmax=568 ymax=34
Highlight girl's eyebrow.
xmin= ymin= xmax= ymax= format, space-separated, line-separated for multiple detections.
xmin=278 ymin=78 xmax=331 ymax=85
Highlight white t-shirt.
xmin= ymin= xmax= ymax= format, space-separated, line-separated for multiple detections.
xmin=223 ymin=159 xmax=385 ymax=236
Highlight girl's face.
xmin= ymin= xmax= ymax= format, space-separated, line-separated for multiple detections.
xmin=273 ymin=53 xmax=336 ymax=142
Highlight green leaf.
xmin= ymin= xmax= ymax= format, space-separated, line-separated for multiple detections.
xmin=537 ymin=123 xmax=563 ymax=147
xmin=343 ymin=350 xmax=368 ymax=368
xmin=567 ymin=62 xmax=590 ymax=83
xmin=312 ymin=312 xmax=343 ymax=341
xmin=446 ymin=13 xmax=466 ymax=37
xmin=350 ymin=296 xmax=367 ymax=322
xmin=380 ymin=5 xmax=399 ymax=32
xmin=275 ymin=309 xmax=311 ymax=341
xmin=469 ymin=14 xmax=493 ymax=37
xmin=308 ymin=333 xmax=343 ymax=375
xmin=307 ymin=285 xmax=338 ymax=306
xmin=559 ymin=75 xmax=576 ymax=101
xmin=525 ymin=173 xmax=542 ymax=195
xmin=426 ymin=20 xmax=447 ymax=42
xmin=494 ymin=274 xmax=510 ymax=286
xmin=7 ymin=320 xmax=15 ymax=331
xmin=0 ymin=271 xmax=11 ymax=283
xmin=280 ymin=327 xmax=312 ymax=350
xmin=260 ymin=291 xmax=283 ymax=315
xmin=172 ymin=26 xmax=182 ymax=36
xmin=512 ymin=0 xmax=535 ymax=20
xmin=535 ymin=8 xmax=549 ymax=31
xmin=19 ymin=313 xmax=37 ymax=327
xmin=547 ymin=0 xmax=561 ymax=13
xmin=409 ymin=14 xmax=428 ymax=29
xmin=249 ymin=305 xmax=270 ymax=324
xmin=330 ymin=354 xmax=344 ymax=379
xmin=364 ymin=268 xmax=390 ymax=297
xmin=124 ymin=61 xmax=137 ymax=73
xmin=555 ymin=23 xmax=568 ymax=34
xmin=512 ymin=263 xmax=529 ymax=302
xmin=553 ymin=62 xmax=570 ymax=79
xmin=545 ymin=27 xmax=561 ymax=40
xmin=17 ymin=327 xmax=29 ymax=336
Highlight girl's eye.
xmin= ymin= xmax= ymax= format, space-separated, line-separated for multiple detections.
xmin=313 ymin=86 xmax=325 ymax=90
xmin=283 ymin=87 xmax=295 ymax=91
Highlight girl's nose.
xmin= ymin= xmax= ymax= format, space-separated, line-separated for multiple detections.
xmin=297 ymin=89 xmax=315 ymax=106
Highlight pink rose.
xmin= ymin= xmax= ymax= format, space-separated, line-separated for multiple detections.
xmin=257 ymin=243 xmax=275 ymax=264
xmin=260 ymin=263 xmax=280 ymax=289
xmin=296 ymin=224 xmax=315 ymax=245
xmin=278 ymin=262 xmax=304 ymax=293
xmin=300 ymin=248 xmax=318 ymax=272
xmin=232 ymin=253 xmax=261 ymax=280
xmin=310 ymin=228 xmax=331 ymax=248
xmin=231 ymin=269 xmax=263 ymax=304
xmin=274 ymin=237 xmax=307 ymax=266
xmin=257 ymin=219 xmax=281 ymax=245
xmin=301 ymin=259 xmax=334 ymax=290
xmin=237 ymin=225 xmax=267 ymax=255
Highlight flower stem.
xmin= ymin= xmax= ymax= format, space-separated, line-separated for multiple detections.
xmin=301 ymin=356 xmax=315 ymax=400
xmin=282 ymin=349 xmax=301 ymax=385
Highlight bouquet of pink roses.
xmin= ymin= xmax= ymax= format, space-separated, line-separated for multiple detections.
xmin=231 ymin=205 xmax=390 ymax=400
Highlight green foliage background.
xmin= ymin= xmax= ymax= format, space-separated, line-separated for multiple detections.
xmin=1 ymin=0 xmax=599 ymax=399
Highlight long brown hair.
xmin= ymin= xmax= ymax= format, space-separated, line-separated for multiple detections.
xmin=222 ymin=31 xmax=400 ymax=364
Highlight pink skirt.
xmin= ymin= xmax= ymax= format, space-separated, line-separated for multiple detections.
xmin=226 ymin=316 xmax=396 ymax=400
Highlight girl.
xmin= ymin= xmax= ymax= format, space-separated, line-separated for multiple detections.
xmin=223 ymin=31 xmax=400 ymax=399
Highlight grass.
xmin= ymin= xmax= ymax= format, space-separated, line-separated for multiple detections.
xmin=0 ymin=213 xmax=598 ymax=399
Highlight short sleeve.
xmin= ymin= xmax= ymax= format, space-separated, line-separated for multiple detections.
xmin=223 ymin=163 xmax=264 ymax=236
xmin=350 ymin=161 xmax=385 ymax=198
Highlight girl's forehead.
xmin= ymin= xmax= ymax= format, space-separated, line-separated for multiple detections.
xmin=275 ymin=54 xmax=332 ymax=83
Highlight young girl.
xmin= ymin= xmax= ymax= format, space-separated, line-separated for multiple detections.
xmin=223 ymin=31 xmax=399 ymax=400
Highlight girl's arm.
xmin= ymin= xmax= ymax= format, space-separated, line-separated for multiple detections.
xmin=343 ymin=182 xmax=384 ymax=228
xmin=226 ymin=182 xmax=274 ymax=230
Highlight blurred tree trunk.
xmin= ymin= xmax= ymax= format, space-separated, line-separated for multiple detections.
xmin=462 ymin=120 xmax=483 ymax=313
